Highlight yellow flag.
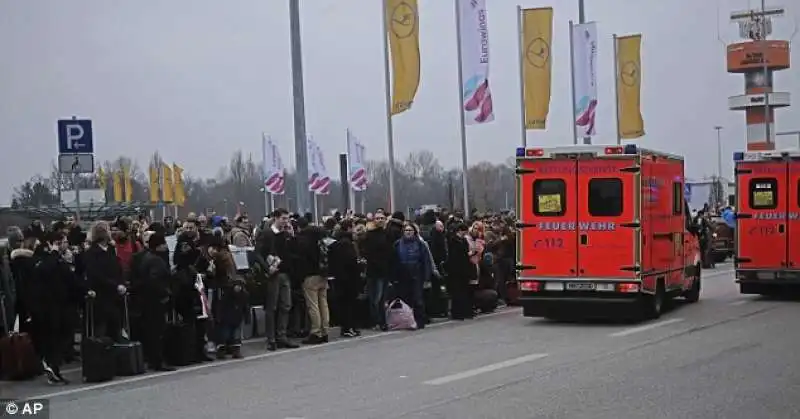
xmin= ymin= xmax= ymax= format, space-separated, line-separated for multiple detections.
xmin=97 ymin=167 xmax=107 ymax=190
xmin=123 ymin=167 xmax=133 ymax=202
xmin=112 ymin=171 xmax=123 ymax=202
xmin=385 ymin=0 xmax=421 ymax=115
xmin=616 ymin=34 xmax=645 ymax=139
xmin=149 ymin=166 xmax=160 ymax=203
xmin=162 ymin=164 xmax=174 ymax=203
xmin=521 ymin=8 xmax=554 ymax=130
xmin=173 ymin=164 xmax=185 ymax=206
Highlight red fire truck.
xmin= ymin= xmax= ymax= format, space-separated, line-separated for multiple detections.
xmin=515 ymin=144 xmax=702 ymax=320
xmin=733 ymin=150 xmax=800 ymax=294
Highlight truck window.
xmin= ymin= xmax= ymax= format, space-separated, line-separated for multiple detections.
xmin=749 ymin=178 xmax=777 ymax=209
xmin=588 ymin=178 xmax=623 ymax=216
xmin=533 ymin=179 xmax=566 ymax=216
xmin=672 ymin=182 xmax=683 ymax=215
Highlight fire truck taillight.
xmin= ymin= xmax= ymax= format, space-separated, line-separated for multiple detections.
xmin=519 ymin=280 xmax=541 ymax=292
xmin=616 ymin=283 xmax=640 ymax=293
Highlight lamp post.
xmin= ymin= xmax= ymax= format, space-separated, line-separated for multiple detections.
xmin=714 ymin=126 xmax=724 ymax=179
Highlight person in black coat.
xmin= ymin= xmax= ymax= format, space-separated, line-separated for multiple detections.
xmin=361 ymin=216 xmax=393 ymax=331
xmin=172 ymin=232 xmax=213 ymax=362
xmin=446 ymin=223 xmax=474 ymax=320
xmin=134 ymin=232 xmax=174 ymax=371
xmin=83 ymin=222 xmax=126 ymax=342
xmin=328 ymin=220 xmax=362 ymax=338
xmin=30 ymin=231 xmax=87 ymax=384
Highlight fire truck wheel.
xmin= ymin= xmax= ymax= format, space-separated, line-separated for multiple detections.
xmin=684 ymin=264 xmax=701 ymax=303
xmin=641 ymin=279 xmax=665 ymax=320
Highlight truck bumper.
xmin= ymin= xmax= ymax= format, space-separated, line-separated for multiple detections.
xmin=735 ymin=269 xmax=800 ymax=293
xmin=520 ymin=293 xmax=640 ymax=318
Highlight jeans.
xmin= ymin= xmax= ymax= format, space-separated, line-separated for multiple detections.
xmin=215 ymin=323 xmax=242 ymax=347
xmin=264 ymin=272 xmax=292 ymax=343
xmin=366 ymin=276 xmax=387 ymax=327
xmin=303 ymin=275 xmax=330 ymax=337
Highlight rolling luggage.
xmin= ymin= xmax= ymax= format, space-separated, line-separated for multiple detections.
xmin=81 ymin=298 xmax=116 ymax=383
xmin=163 ymin=310 xmax=194 ymax=366
xmin=114 ymin=295 xmax=145 ymax=376
xmin=0 ymin=295 xmax=40 ymax=380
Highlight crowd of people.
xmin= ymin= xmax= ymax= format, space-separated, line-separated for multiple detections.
xmin=0 ymin=207 xmax=517 ymax=385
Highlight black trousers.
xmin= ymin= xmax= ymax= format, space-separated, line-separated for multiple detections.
xmin=32 ymin=311 xmax=73 ymax=372
xmin=93 ymin=299 xmax=123 ymax=342
xmin=337 ymin=279 xmax=360 ymax=332
xmin=139 ymin=303 xmax=166 ymax=368
xmin=449 ymin=279 xmax=473 ymax=320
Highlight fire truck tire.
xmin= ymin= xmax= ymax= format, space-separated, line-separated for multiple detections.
xmin=684 ymin=264 xmax=701 ymax=303
xmin=641 ymin=279 xmax=665 ymax=320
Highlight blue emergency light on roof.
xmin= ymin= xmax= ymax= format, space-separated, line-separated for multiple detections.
xmin=516 ymin=147 xmax=525 ymax=157
xmin=624 ymin=144 xmax=637 ymax=154
xmin=733 ymin=152 xmax=744 ymax=162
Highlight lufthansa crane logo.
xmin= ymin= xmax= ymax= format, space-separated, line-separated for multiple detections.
xmin=620 ymin=61 xmax=638 ymax=86
xmin=390 ymin=2 xmax=417 ymax=39
xmin=526 ymin=38 xmax=550 ymax=68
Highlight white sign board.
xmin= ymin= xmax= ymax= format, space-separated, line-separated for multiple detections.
xmin=58 ymin=154 xmax=94 ymax=174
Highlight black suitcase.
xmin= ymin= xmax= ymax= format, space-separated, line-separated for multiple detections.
xmin=163 ymin=310 xmax=194 ymax=367
xmin=81 ymin=299 xmax=116 ymax=383
xmin=114 ymin=295 xmax=145 ymax=376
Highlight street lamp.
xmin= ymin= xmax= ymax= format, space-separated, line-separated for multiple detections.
xmin=777 ymin=130 xmax=800 ymax=148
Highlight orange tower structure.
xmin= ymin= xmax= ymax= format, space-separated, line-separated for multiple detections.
xmin=727 ymin=7 xmax=791 ymax=151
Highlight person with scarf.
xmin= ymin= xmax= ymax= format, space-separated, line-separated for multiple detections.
xmin=171 ymin=232 xmax=213 ymax=362
xmin=391 ymin=223 xmax=433 ymax=329
xmin=206 ymin=237 xmax=247 ymax=358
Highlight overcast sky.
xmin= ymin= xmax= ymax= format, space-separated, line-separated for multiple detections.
xmin=1 ymin=0 xmax=798 ymax=205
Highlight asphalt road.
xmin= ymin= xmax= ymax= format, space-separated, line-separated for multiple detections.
xmin=5 ymin=263 xmax=800 ymax=419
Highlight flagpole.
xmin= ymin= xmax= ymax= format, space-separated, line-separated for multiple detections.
xmin=517 ymin=5 xmax=527 ymax=147
xmin=263 ymin=189 xmax=270 ymax=216
xmin=270 ymin=193 xmax=276 ymax=214
xmin=346 ymin=128 xmax=356 ymax=210
xmin=380 ymin=0 xmax=397 ymax=211
xmin=612 ymin=34 xmax=622 ymax=145
xmin=568 ymin=20 xmax=579 ymax=145
xmin=313 ymin=193 xmax=319 ymax=223
xmin=454 ymin=0 xmax=470 ymax=215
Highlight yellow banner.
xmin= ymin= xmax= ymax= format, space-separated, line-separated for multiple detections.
xmin=173 ymin=164 xmax=185 ymax=206
xmin=386 ymin=0 xmax=421 ymax=115
xmin=149 ymin=166 xmax=160 ymax=203
xmin=616 ymin=34 xmax=645 ymax=139
xmin=97 ymin=167 xmax=106 ymax=191
xmin=162 ymin=164 xmax=174 ymax=203
xmin=522 ymin=8 xmax=554 ymax=130
xmin=123 ymin=167 xmax=133 ymax=203
xmin=112 ymin=171 xmax=123 ymax=203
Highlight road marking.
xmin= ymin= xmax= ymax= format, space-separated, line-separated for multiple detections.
xmin=729 ymin=300 xmax=749 ymax=306
xmin=609 ymin=318 xmax=684 ymax=337
xmin=422 ymin=353 xmax=548 ymax=386
xmin=26 ymin=308 xmax=519 ymax=400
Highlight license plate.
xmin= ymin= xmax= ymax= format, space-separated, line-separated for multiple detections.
xmin=566 ymin=282 xmax=595 ymax=290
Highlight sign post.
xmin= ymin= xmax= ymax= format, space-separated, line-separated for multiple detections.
xmin=57 ymin=116 xmax=95 ymax=222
